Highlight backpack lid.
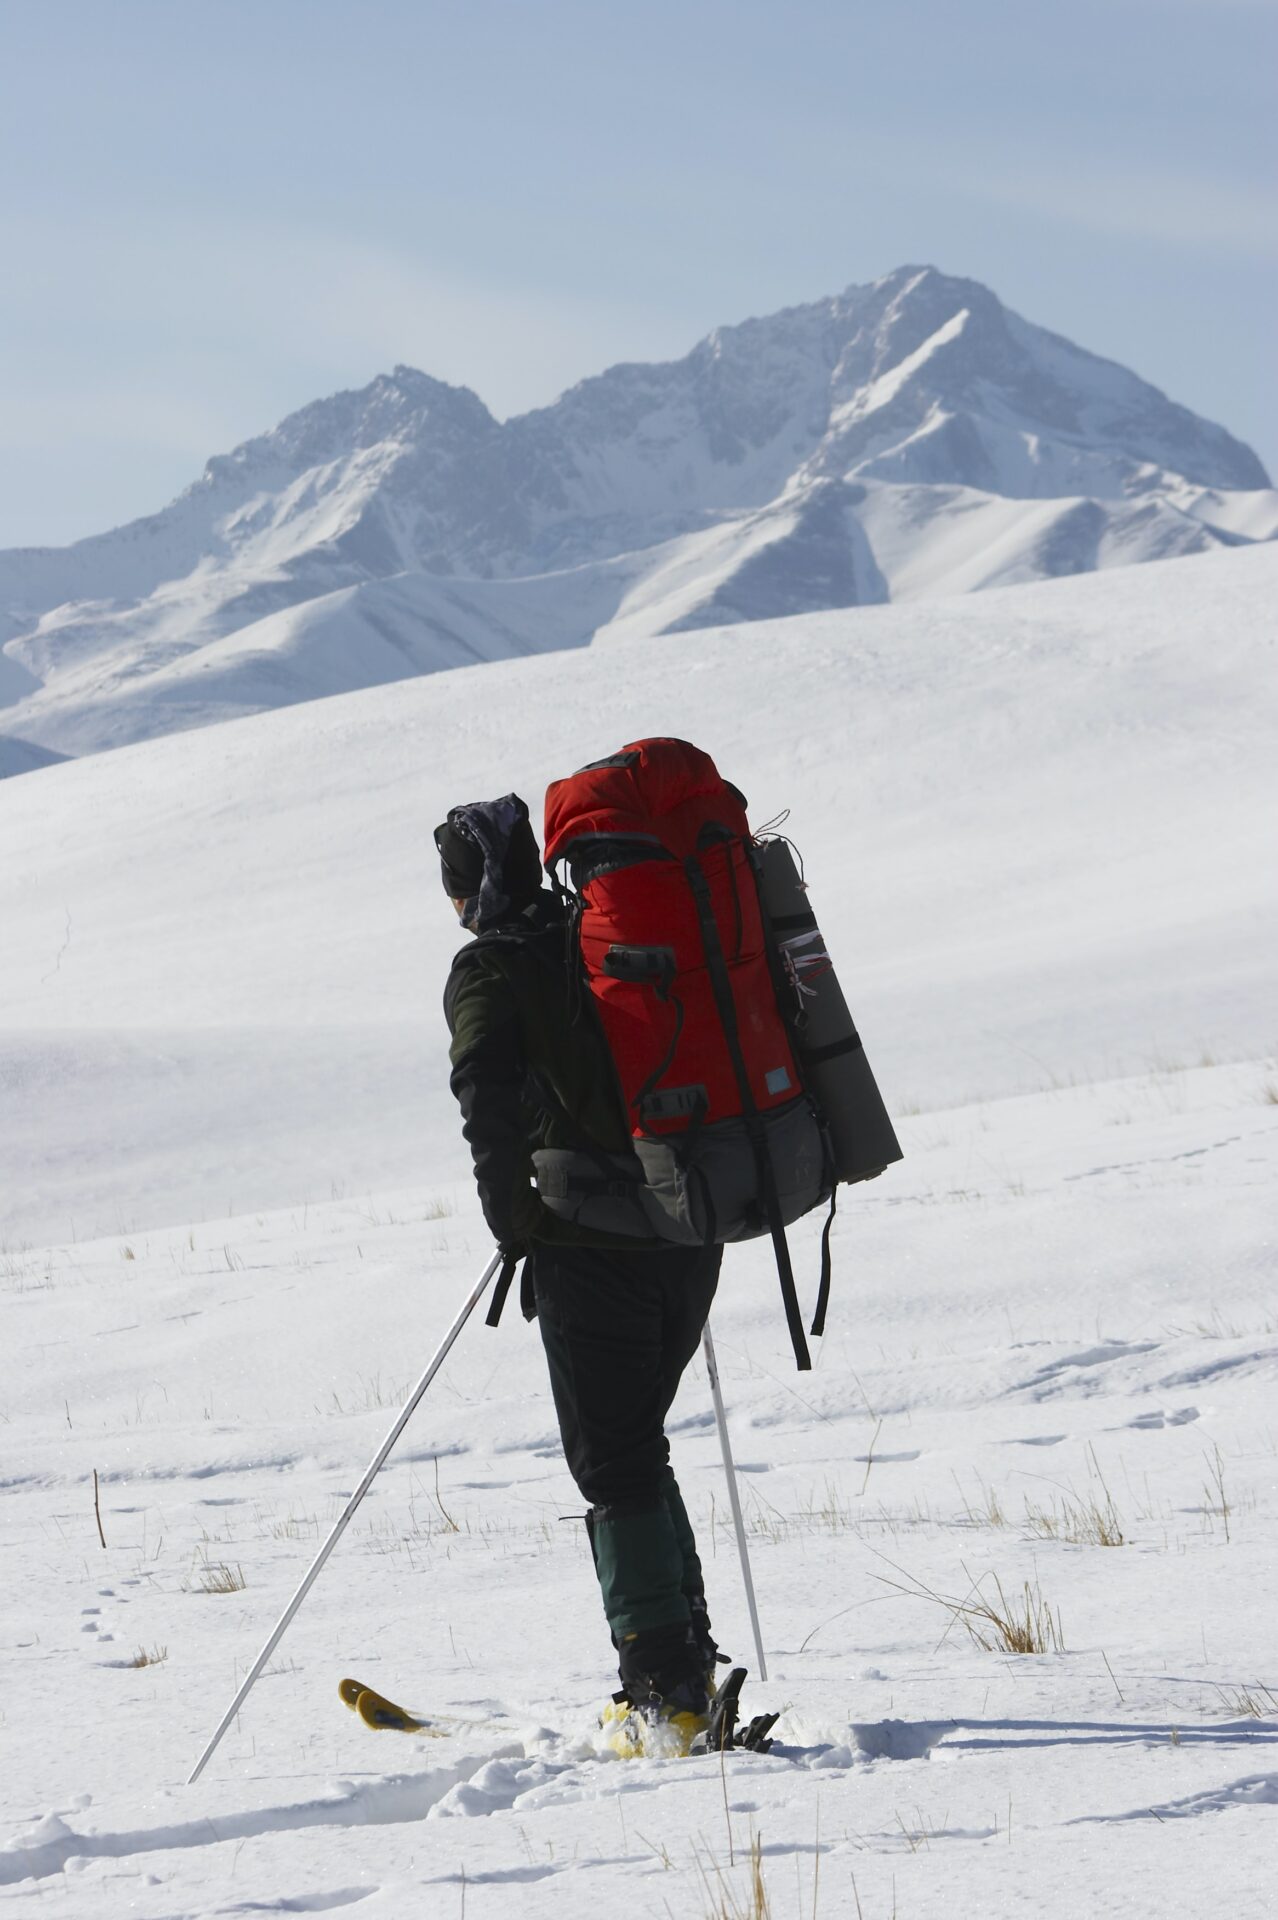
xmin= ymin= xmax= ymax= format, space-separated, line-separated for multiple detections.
xmin=544 ymin=737 xmax=748 ymax=867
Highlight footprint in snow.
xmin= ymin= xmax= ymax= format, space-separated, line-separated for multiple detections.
xmin=1123 ymin=1406 xmax=1199 ymax=1430
xmin=1073 ymin=1772 xmax=1278 ymax=1824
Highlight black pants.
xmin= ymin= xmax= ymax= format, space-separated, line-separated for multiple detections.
xmin=532 ymin=1240 xmax=720 ymax=1642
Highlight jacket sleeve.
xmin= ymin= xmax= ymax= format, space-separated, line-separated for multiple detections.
xmin=444 ymin=954 xmax=544 ymax=1250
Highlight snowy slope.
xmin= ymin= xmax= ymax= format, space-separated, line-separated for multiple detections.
xmin=1 ymin=547 xmax=1275 ymax=1918
xmin=2 ymin=1060 xmax=1276 ymax=1920
xmin=2 ymin=266 xmax=1273 ymax=764
xmin=1 ymin=542 xmax=1273 ymax=1249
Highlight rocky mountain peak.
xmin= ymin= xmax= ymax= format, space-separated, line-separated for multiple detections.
xmin=1 ymin=267 xmax=1272 ymax=768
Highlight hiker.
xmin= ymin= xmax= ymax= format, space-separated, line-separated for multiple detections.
xmin=435 ymin=793 xmax=723 ymax=1743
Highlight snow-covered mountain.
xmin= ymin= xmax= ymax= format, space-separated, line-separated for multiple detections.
xmin=1 ymin=264 xmax=1274 ymax=766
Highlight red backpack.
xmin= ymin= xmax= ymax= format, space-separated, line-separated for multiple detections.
xmin=541 ymin=738 xmax=831 ymax=1367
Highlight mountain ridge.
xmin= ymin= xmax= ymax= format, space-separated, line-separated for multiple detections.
xmin=1 ymin=264 xmax=1274 ymax=768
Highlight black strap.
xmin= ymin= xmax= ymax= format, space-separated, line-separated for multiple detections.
xmin=805 ymin=1031 xmax=864 ymax=1065
xmin=683 ymin=850 xmax=812 ymax=1371
xmin=546 ymin=1170 xmax=642 ymax=1199
xmin=633 ymin=988 xmax=686 ymax=1117
xmin=754 ymin=1123 xmax=812 ymax=1371
xmin=810 ymin=1185 xmax=837 ymax=1337
xmin=485 ymin=1251 xmax=520 ymax=1328
xmin=724 ymin=843 xmax=745 ymax=960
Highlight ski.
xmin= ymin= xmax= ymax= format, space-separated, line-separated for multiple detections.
xmin=341 ymin=1669 xmax=779 ymax=1756
xmin=338 ymin=1676 xmax=448 ymax=1736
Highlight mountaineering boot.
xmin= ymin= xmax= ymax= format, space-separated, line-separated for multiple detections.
xmin=600 ymin=1620 xmax=711 ymax=1758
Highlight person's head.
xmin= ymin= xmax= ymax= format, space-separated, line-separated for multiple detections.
xmin=434 ymin=793 xmax=542 ymax=934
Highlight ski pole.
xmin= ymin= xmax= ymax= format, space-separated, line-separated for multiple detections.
xmin=187 ymin=1247 xmax=503 ymax=1784
xmin=701 ymin=1319 xmax=767 ymax=1683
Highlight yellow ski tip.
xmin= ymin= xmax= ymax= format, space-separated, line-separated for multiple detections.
xmin=352 ymin=1683 xmax=439 ymax=1735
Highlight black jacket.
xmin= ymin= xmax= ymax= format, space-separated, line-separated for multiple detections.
xmin=443 ymin=892 xmax=652 ymax=1255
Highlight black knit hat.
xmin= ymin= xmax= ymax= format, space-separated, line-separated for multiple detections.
xmin=433 ymin=794 xmax=542 ymax=930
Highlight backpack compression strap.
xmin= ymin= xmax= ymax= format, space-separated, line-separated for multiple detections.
xmin=810 ymin=1186 xmax=837 ymax=1338
xmin=682 ymin=849 xmax=813 ymax=1372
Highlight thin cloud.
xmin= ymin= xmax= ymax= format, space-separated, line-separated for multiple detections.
xmin=945 ymin=159 xmax=1276 ymax=261
xmin=0 ymin=204 xmax=683 ymax=425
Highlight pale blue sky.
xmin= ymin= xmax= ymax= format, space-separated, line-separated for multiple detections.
xmin=2 ymin=0 xmax=1274 ymax=547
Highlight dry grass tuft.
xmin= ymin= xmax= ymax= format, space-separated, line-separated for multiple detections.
xmin=957 ymin=1476 xmax=1008 ymax=1530
xmin=322 ymin=1373 xmax=412 ymax=1415
xmin=199 ymin=1561 xmax=247 ymax=1594
xmin=1214 ymin=1682 xmax=1277 ymax=1720
xmin=1025 ymin=1447 xmax=1125 ymax=1547
xmin=1202 ymin=1445 xmax=1231 ymax=1543
xmin=876 ymin=1557 xmax=1065 ymax=1656
xmin=963 ymin=1575 xmax=1065 ymax=1654
xmin=1025 ymin=1487 xmax=1124 ymax=1547
xmin=127 ymin=1644 xmax=169 ymax=1668
xmin=698 ymin=1830 xmax=772 ymax=1920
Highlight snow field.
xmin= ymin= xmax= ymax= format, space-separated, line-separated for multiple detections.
xmin=1 ymin=543 xmax=1276 ymax=1914
xmin=1 ymin=1058 xmax=1275 ymax=1916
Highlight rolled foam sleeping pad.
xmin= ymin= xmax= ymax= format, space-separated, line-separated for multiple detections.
xmin=752 ymin=837 xmax=903 ymax=1186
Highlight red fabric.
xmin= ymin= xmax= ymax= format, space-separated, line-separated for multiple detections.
xmin=545 ymin=739 xmax=801 ymax=1137
xmin=545 ymin=738 xmax=745 ymax=864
